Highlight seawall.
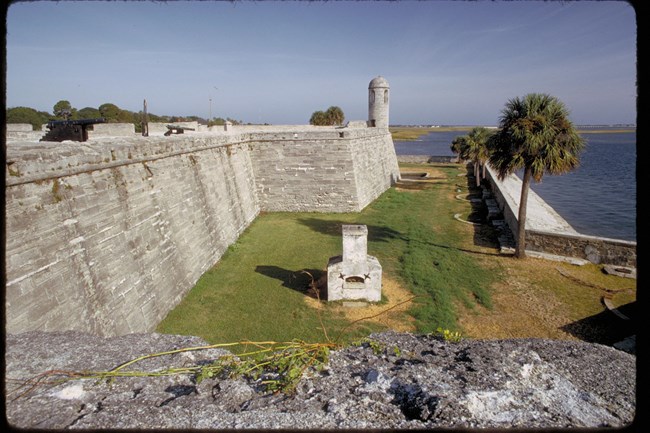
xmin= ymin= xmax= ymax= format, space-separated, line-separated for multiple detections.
xmin=5 ymin=127 xmax=400 ymax=336
xmin=396 ymin=155 xmax=635 ymax=267
xmin=483 ymin=164 xmax=636 ymax=267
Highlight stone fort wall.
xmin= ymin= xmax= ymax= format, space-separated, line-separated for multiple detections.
xmin=5 ymin=127 xmax=400 ymax=336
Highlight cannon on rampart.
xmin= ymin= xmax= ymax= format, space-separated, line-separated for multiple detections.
xmin=40 ymin=118 xmax=106 ymax=142
xmin=164 ymin=124 xmax=196 ymax=136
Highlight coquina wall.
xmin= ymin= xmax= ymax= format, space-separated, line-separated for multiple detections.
xmin=4 ymin=127 xmax=400 ymax=336
xmin=250 ymin=128 xmax=399 ymax=212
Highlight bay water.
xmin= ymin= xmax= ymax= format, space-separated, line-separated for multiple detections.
xmin=393 ymin=129 xmax=636 ymax=242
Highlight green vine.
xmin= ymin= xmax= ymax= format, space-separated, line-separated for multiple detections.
xmin=8 ymin=340 xmax=335 ymax=400
xmin=8 ymin=280 xmax=417 ymax=400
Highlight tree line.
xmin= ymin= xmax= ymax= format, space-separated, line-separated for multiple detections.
xmin=6 ymin=100 xmax=245 ymax=132
xmin=450 ymin=93 xmax=585 ymax=260
xmin=8 ymin=100 xmax=348 ymax=131
xmin=309 ymin=106 xmax=344 ymax=126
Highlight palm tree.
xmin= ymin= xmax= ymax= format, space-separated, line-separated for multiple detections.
xmin=325 ymin=106 xmax=345 ymax=126
xmin=309 ymin=110 xmax=327 ymax=125
xmin=488 ymin=93 xmax=585 ymax=259
xmin=451 ymin=127 xmax=493 ymax=187
xmin=466 ymin=127 xmax=493 ymax=186
xmin=450 ymin=135 xmax=466 ymax=156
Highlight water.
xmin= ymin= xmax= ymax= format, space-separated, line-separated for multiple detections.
xmin=394 ymin=129 xmax=636 ymax=242
xmin=393 ymin=130 xmax=464 ymax=157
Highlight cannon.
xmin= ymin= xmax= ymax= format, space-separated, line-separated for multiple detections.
xmin=164 ymin=124 xmax=196 ymax=136
xmin=40 ymin=118 xmax=106 ymax=142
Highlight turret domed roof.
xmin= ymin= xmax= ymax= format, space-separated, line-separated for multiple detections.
xmin=368 ymin=76 xmax=389 ymax=89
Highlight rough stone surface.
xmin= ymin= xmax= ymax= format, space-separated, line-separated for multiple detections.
xmin=5 ymin=331 xmax=636 ymax=430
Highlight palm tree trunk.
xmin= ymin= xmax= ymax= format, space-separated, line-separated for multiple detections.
xmin=482 ymin=163 xmax=487 ymax=180
xmin=516 ymin=166 xmax=533 ymax=259
xmin=475 ymin=162 xmax=480 ymax=187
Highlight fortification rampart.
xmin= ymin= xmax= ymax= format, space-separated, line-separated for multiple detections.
xmin=5 ymin=123 xmax=47 ymax=141
xmin=250 ymin=128 xmax=398 ymax=211
xmin=87 ymin=122 xmax=136 ymax=137
xmin=5 ymin=126 xmax=400 ymax=336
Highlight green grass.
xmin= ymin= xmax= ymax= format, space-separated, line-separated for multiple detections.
xmin=157 ymin=212 xmax=382 ymax=346
xmin=157 ymin=163 xmax=496 ymax=344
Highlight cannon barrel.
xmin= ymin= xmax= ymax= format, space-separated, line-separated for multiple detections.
xmin=166 ymin=124 xmax=195 ymax=130
xmin=46 ymin=118 xmax=106 ymax=127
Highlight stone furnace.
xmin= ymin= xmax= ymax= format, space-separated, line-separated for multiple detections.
xmin=327 ymin=225 xmax=382 ymax=302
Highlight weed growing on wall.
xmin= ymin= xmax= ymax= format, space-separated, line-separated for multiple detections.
xmin=51 ymin=179 xmax=62 ymax=203
xmin=432 ymin=327 xmax=463 ymax=342
xmin=7 ymin=163 xmax=21 ymax=177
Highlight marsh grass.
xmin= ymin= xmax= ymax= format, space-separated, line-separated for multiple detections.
xmin=390 ymin=126 xmax=473 ymax=141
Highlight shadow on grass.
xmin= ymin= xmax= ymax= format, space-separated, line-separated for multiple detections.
xmin=462 ymin=164 xmax=505 ymax=251
xmin=413 ymin=238 xmax=502 ymax=258
xmin=299 ymin=217 xmax=501 ymax=258
xmin=297 ymin=218 xmax=404 ymax=243
xmin=560 ymin=301 xmax=637 ymax=348
xmin=255 ymin=265 xmax=325 ymax=299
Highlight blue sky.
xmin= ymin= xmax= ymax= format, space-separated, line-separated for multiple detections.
xmin=5 ymin=0 xmax=637 ymax=125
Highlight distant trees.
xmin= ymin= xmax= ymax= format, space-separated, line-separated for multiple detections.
xmin=208 ymin=117 xmax=242 ymax=127
xmin=5 ymin=107 xmax=50 ymax=130
xmin=98 ymin=103 xmax=122 ymax=122
xmin=488 ymin=93 xmax=585 ymax=259
xmin=53 ymin=100 xmax=75 ymax=120
xmin=326 ymin=106 xmax=344 ymax=125
xmin=309 ymin=106 xmax=345 ymax=126
xmin=309 ymin=111 xmax=327 ymax=125
xmin=77 ymin=107 xmax=102 ymax=119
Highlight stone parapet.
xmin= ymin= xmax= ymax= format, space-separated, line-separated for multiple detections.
xmin=6 ymin=123 xmax=35 ymax=132
xmin=87 ymin=122 xmax=136 ymax=137
xmin=5 ymin=131 xmax=46 ymax=141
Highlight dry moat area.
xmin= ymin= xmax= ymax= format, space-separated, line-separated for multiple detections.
xmin=157 ymin=162 xmax=636 ymax=351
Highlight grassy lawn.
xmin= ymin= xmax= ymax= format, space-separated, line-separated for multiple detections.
xmin=157 ymin=162 xmax=636 ymax=348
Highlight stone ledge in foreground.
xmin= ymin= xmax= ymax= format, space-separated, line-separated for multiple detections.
xmin=4 ymin=330 xmax=636 ymax=429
